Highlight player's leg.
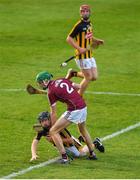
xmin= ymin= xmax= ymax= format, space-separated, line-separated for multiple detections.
xmin=65 ymin=145 xmax=81 ymax=157
xmin=62 ymin=108 xmax=97 ymax=159
xmin=77 ymin=58 xmax=97 ymax=96
xmin=78 ymin=59 xmax=98 ymax=96
xmin=90 ymin=57 xmax=98 ymax=80
xmin=65 ymin=68 xmax=97 ymax=96
xmin=78 ymin=122 xmax=94 ymax=151
xmin=65 ymin=58 xmax=98 ymax=82
xmin=91 ymin=67 xmax=98 ymax=81
xmin=65 ymin=69 xmax=78 ymax=79
xmin=93 ymin=138 xmax=105 ymax=152
xmin=78 ymin=136 xmax=105 ymax=153
xmin=65 ymin=68 xmax=85 ymax=79
xmin=78 ymin=122 xmax=97 ymax=160
xmin=78 ymin=68 xmax=93 ymax=96
xmin=49 ymin=117 xmax=71 ymax=163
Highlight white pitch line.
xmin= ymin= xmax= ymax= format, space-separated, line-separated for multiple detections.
xmin=101 ymin=122 xmax=140 ymax=141
xmin=1 ymin=121 xmax=140 ymax=179
xmin=0 ymin=88 xmax=25 ymax=92
xmin=86 ymin=91 xmax=140 ymax=97
xmin=1 ymin=157 xmax=60 ymax=179
xmin=0 ymin=88 xmax=140 ymax=96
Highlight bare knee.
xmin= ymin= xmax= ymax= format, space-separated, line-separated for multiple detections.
xmin=85 ymin=74 xmax=93 ymax=81
xmin=91 ymin=72 xmax=98 ymax=81
xmin=49 ymin=127 xmax=56 ymax=136
xmin=91 ymin=76 xmax=98 ymax=81
xmin=85 ymin=74 xmax=98 ymax=81
xmin=91 ymin=68 xmax=98 ymax=81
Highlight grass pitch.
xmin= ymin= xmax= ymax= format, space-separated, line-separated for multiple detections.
xmin=0 ymin=0 xmax=140 ymax=179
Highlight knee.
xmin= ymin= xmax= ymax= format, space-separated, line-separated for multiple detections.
xmin=85 ymin=74 xmax=98 ymax=81
xmin=49 ymin=127 xmax=55 ymax=136
xmin=91 ymin=76 xmax=98 ymax=81
xmin=85 ymin=75 xmax=93 ymax=81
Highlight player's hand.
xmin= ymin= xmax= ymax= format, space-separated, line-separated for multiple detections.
xmin=92 ymin=39 xmax=104 ymax=49
xmin=77 ymin=47 xmax=87 ymax=55
xmin=26 ymin=84 xmax=47 ymax=95
xmin=26 ymin=84 xmax=38 ymax=95
xmin=30 ymin=155 xmax=39 ymax=162
xmin=96 ymin=39 xmax=104 ymax=45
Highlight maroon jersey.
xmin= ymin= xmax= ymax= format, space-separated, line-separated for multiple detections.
xmin=47 ymin=78 xmax=86 ymax=111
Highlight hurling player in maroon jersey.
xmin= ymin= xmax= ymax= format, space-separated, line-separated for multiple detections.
xmin=36 ymin=71 xmax=97 ymax=164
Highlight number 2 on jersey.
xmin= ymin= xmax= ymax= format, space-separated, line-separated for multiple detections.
xmin=60 ymin=82 xmax=74 ymax=94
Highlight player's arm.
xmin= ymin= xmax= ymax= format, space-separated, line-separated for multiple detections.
xmin=66 ymin=36 xmax=87 ymax=55
xmin=30 ymin=138 xmax=39 ymax=162
xmin=37 ymin=89 xmax=47 ymax=94
xmin=50 ymin=104 xmax=57 ymax=126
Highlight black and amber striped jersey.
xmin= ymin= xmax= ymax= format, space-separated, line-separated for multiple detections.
xmin=68 ymin=19 xmax=93 ymax=60
xmin=36 ymin=128 xmax=74 ymax=147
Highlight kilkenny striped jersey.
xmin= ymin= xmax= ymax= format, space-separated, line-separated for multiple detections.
xmin=36 ymin=127 xmax=74 ymax=147
xmin=68 ymin=19 xmax=93 ymax=60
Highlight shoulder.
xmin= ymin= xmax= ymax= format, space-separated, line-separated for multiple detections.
xmin=72 ymin=20 xmax=83 ymax=29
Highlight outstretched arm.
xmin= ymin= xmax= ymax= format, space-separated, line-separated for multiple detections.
xmin=30 ymin=139 xmax=39 ymax=162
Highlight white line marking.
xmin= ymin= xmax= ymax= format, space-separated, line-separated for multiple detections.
xmin=101 ymin=122 xmax=140 ymax=141
xmin=1 ymin=157 xmax=60 ymax=179
xmin=0 ymin=88 xmax=25 ymax=92
xmin=0 ymin=88 xmax=140 ymax=96
xmin=1 ymin=121 xmax=140 ymax=179
xmin=86 ymin=91 xmax=140 ymax=97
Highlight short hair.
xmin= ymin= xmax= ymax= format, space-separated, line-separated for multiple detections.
xmin=37 ymin=111 xmax=50 ymax=123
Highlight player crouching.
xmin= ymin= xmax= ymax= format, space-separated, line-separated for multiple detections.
xmin=30 ymin=111 xmax=105 ymax=162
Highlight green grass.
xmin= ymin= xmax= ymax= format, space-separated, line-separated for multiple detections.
xmin=0 ymin=0 xmax=140 ymax=178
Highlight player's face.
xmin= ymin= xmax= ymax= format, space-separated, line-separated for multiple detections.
xmin=37 ymin=80 xmax=49 ymax=89
xmin=40 ymin=119 xmax=51 ymax=128
xmin=80 ymin=9 xmax=90 ymax=20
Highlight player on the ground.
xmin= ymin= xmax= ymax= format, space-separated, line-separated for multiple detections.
xmin=35 ymin=71 xmax=98 ymax=164
xmin=30 ymin=111 xmax=105 ymax=162
xmin=65 ymin=4 xmax=104 ymax=96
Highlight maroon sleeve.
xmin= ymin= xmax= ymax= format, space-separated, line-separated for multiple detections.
xmin=48 ymin=91 xmax=57 ymax=106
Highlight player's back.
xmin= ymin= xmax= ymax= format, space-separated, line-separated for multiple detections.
xmin=48 ymin=78 xmax=86 ymax=111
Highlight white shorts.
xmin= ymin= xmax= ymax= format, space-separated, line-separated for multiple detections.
xmin=65 ymin=146 xmax=80 ymax=157
xmin=61 ymin=107 xmax=87 ymax=124
xmin=75 ymin=57 xmax=97 ymax=69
